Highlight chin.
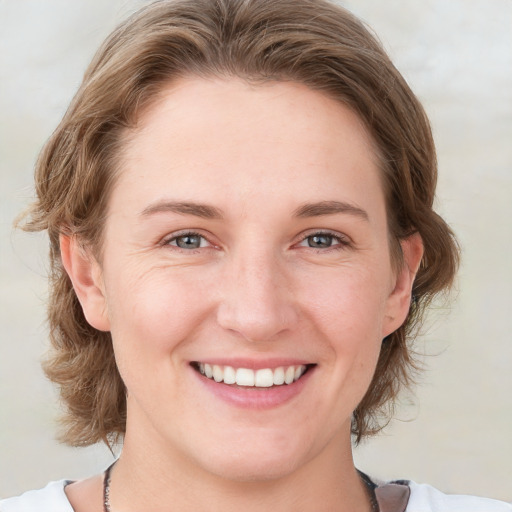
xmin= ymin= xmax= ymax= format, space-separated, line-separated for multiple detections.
xmin=192 ymin=431 xmax=310 ymax=483
xmin=204 ymin=454 xmax=302 ymax=483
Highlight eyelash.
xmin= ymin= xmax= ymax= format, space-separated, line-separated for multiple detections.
xmin=162 ymin=230 xmax=351 ymax=253
xmin=297 ymin=230 xmax=352 ymax=252
xmin=162 ymin=231 xmax=212 ymax=251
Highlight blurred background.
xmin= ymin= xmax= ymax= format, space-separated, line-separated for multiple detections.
xmin=1 ymin=0 xmax=511 ymax=501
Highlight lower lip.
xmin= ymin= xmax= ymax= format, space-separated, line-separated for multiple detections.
xmin=193 ymin=366 xmax=315 ymax=409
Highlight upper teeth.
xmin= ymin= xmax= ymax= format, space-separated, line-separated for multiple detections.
xmin=197 ymin=363 xmax=307 ymax=387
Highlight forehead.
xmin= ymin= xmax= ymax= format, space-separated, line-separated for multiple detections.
xmin=128 ymin=77 xmax=376 ymax=159
xmin=114 ymin=77 xmax=384 ymax=221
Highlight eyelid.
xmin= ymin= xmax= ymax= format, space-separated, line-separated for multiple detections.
xmin=296 ymin=229 xmax=352 ymax=248
xmin=161 ymin=230 xmax=215 ymax=249
xmin=160 ymin=228 xmax=351 ymax=251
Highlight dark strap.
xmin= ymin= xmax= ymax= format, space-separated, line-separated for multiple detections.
xmin=375 ymin=482 xmax=411 ymax=512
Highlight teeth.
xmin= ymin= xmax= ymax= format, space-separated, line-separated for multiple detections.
xmin=255 ymin=369 xmax=273 ymax=388
xmin=273 ymin=367 xmax=285 ymax=385
xmin=213 ymin=365 xmax=223 ymax=382
xmin=223 ymin=365 xmax=236 ymax=384
xmin=236 ymin=368 xmax=255 ymax=386
xmin=197 ymin=363 xmax=307 ymax=387
xmin=285 ymin=366 xmax=295 ymax=384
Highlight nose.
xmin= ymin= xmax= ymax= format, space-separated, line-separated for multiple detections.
xmin=216 ymin=248 xmax=299 ymax=343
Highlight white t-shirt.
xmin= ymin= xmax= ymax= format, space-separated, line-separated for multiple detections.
xmin=1 ymin=479 xmax=511 ymax=511
xmin=0 ymin=481 xmax=73 ymax=512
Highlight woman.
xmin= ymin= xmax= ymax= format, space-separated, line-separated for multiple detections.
xmin=1 ymin=0 xmax=509 ymax=510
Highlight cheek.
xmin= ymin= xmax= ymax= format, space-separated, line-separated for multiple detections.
xmin=300 ymin=264 xmax=388 ymax=388
xmin=304 ymin=263 xmax=390 ymax=339
xmin=103 ymin=266 xmax=215 ymax=411
xmin=104 ymin=263 xmax=212 ymax=360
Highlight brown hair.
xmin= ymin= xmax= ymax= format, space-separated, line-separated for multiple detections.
xmin=21 ymin=0 xmax=459 ymax=446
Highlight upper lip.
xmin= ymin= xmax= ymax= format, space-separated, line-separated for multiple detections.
xmin=191 ymin=358 xmax=314 ymax=370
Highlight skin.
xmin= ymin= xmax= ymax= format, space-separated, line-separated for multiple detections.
xmin=62 ymin=78 xmax=423 ymax=512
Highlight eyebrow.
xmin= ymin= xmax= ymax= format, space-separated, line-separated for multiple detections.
xmin=293 ymin=200 xmax=369 ymax=221
xmin=140 ymin=201 xmax=224 ymax=219
xmin=140 ymin=199 xmax=369 ymax=221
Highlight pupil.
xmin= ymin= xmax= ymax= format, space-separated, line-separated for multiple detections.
xmin=309 ymin=234 xmax=332 ymax=248
xmin=177 ymin=235 xmax=200 ymax=249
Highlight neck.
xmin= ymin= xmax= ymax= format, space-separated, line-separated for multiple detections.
xmin=109 ymin=422 xmax=371 ymax=512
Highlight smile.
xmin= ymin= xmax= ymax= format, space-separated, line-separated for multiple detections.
xmin=194 ymin=363 xmax=309 ymax=387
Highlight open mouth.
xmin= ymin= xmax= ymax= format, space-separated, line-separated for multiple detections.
xmin=191 ymin=362 xmax=314 ymax=388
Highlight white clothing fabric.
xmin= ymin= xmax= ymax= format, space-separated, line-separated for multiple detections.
xmin=1 ymin=479 xmax=511 ymax=511
xmin=0 ymin=481 xmax=73 ymax=512
xmin=406 ymin=482 xmax=511 ymax=511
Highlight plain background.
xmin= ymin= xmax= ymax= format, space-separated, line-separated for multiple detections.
xmin=1 ymin=0 xmax=511 ymax=502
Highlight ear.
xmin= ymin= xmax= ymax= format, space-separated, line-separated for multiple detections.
xmin=382 ymin=232 xmax=424 ymax=338
xmin=60 ymin=234 xmax=110 ymax=331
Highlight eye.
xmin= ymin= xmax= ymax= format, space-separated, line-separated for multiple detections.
xmin=298 ymin=232 xmax=349 ymax=250
xmin=305 ymin=234 xmax=336 ymax=249
xmin=166 ymin=232 xmax=209 ymax=250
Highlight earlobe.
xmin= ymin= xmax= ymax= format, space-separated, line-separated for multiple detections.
xmin=382 ymin=232 xmax=424 ymax=338
xmin=60 ymin=234 xmax=110 ymax=332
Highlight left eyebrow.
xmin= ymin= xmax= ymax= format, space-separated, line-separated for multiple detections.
xmin=293 ymin=200 xmax=369 ymax=221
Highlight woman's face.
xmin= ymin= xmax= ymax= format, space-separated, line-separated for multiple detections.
xmin=74 ymin=78 xmax=419 ymax=481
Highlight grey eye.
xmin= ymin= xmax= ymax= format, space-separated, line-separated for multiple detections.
xmin=307 ymin=234 xmax=334 ymax=248
xmin=173 ymin=234 xmax=204 ymax=249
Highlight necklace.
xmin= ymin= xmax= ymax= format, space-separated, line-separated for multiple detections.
xmin=103 ymin=463 xmax=114 ymax=512
xmin=103 ymin=464 xmax=379 ymax=512
xmin=359 ymin=470 xmax=380 ymax=512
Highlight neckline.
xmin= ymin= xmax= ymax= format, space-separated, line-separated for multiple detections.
xmin=103 ymin=465 xmax=380 ymax=512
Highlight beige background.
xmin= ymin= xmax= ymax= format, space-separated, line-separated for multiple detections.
xmin=1 ymin=0 xmax=511 ymax=502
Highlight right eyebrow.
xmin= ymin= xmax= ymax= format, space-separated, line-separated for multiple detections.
xmin=140 ymin=200 xmax=224 ymax=219
xmin=293 ymin=200 xmax=369 ymax=221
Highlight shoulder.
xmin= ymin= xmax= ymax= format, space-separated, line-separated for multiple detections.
xmin=406 ymin=481 xmax=512 ymax=512
xmin=0 ymin=480 xmax=74 ymax=512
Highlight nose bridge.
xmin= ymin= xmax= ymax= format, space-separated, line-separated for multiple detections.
xmin=217 ymin=243 xmax=297 ymax=342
